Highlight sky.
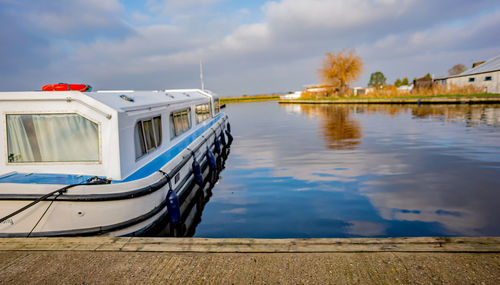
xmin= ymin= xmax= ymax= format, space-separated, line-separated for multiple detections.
xmin=1 ymin=0 xmax=500 ymax=96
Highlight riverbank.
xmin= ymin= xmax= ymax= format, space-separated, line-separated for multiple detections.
xmin=1 ymin=237 xmax=499 ymax=284
xmin=221 ymin=95 xmax=280 ymax=103
xmin=280 ymin=95 xmax=500 ymax=104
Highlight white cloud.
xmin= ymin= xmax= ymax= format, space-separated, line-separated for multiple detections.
xmin=217 ymin=23 xmax=271 ymax=53
xmin=146 ymin=0 xmax=223 ymax=15
xmin=356 ymin=11 xmax=500 ymax=82
xmin=1 ymin=0 xmax=499 ymax=94
xmin=25 ymin=0 xmax=129 ymax=39
xmin=264 ymin=0 xmax=412 ymax=32
xmin=131 ymin=12 xmax=152 ymax=23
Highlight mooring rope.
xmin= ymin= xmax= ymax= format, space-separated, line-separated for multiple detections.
xmin=27 ymin=192 xmax=62 ymax=237
xmin=0 ymin=177 xmax=110 ymax=225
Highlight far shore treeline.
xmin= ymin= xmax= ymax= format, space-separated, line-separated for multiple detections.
xmin=299 ymin=49 xmax=493 ymax=100
xmin=224 ymin=50 xmax=499 ymax=103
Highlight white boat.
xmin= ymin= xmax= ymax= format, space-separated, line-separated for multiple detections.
xmin=0 ymin=85 xmax=232 ymax=237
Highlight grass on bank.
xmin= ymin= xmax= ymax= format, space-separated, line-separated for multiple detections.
xmin=295 ymin=85 xmax=500 ymax=101
xmin=221 ymin=95 xmax=280 ymax=103
xmin=292 ymin=93 xmax=500 ymax=101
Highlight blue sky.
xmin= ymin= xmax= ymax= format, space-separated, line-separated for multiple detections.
xmin=1 ymin=0 xmax=500 ymax=96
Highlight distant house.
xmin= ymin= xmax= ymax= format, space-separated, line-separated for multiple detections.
xmin=351 ymin=87 xmax=375 ymax=95
xmin=280 ymin=91 xmax=302 ymax=99
xmin=438 ymin=54 xmax=500 ymax=93
xmin=434 ymin=76 xmax=447 ymax=87
xmin=413 ymin=76 xmax=433 ymax=89
xmin=352 ymin=87 xmax=366 ymax=95
xmin=304 ymin=86 xmax=332 ymax=97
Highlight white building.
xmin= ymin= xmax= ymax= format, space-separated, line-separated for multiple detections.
xmin=443 ymin=54 xmax=500 ymax=93
xmin=397 ymin=85 xmax=413 ymax=93
xmin=280 ymin=91 xmax=302 ymax=99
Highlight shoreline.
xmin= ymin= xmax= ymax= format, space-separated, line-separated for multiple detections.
xmin=279 ymin=96 xmax=500 ymax=104
xmin=221 ymin=95 xmax=280 ymax=103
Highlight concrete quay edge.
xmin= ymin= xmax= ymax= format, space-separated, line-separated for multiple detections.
xmin=0 ymin=236 xmax=499 ymax=253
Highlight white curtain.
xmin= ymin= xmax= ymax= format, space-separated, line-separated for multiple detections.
xmin=6 ymin=115 xmax=35 ymax=162
xmin=169 ymin=115 xmax=176 ymax=139
xmin=134 ymin=122 xmax=146 ymax=158
xmin=6 ymin=114 xmax=99 ymax=162
xmin=153 ymin=117 xmax=161 ymax=146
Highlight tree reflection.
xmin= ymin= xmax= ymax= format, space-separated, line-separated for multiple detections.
xmin=358 ymin=104 xmax=500 ymax=125
xmin=361 ymin=105 xmax=407 ymax=117
xmin=282 ymin=104 xmax=500 ymax=151
xmin=410 ymin=104 xmax=500 ymax=126
xmin=298 ymin=105 xmax=362 ymax=150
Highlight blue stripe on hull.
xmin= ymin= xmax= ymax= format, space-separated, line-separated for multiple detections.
xmin=0 ymin=114 xmax=225 ymax=185
xmin=118 ymin=114 xmax=224 ymax=183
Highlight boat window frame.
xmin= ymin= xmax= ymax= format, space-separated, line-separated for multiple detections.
xmin=195 ymin=103 xmax=211 ymax=124
xmin=169 ymin=107 xmax=192 ymax=140
xmin=214 ymin=98 xmax=220 ymax=115
xmin=4 ymin=111 xmax=102 ymax=165
xmin=135 ymin=115 xmax=162 ymax=160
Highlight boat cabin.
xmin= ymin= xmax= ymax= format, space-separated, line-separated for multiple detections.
xmin=0 ymin=89 xmax=222 ymax=182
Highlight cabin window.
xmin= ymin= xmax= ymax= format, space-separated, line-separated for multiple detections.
xmin=214 ymin=98 xmax=220 ymax=114
xmin=468 ymin=77 xmax=475 ymax=82
xmin=135 ymin=116 xmax=162 ymax=159
xmin=6 ymin=113 xmax=99 ymax=163
xmin=169 ymin=108 xmax=191 ymax=139
xmin=485 ymin=76 xmax=492 ymax=81
xmin=195 ymin=103 xmax=210 ymax=123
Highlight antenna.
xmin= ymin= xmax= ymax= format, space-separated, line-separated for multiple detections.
xmin=199 ymin=60 xmax=205 ymax=90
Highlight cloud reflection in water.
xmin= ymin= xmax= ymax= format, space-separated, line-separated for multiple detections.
xmin=195 ymin=102 xmax=500 ymax=238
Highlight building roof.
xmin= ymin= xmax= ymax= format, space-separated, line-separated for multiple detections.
xmin=449 ymin=54 xmax=500 ymax=78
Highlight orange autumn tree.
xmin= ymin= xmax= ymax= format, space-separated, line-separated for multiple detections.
xmin=318 ymin=49 xmax=363 ymax=96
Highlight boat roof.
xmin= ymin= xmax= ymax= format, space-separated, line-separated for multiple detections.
xmin=0 ymin=89 xmax=217 ymax=113
xmin=86 ymin=89 xmax=215 ymax=112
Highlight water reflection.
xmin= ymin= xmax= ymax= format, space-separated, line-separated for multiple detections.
xmin=298 ymin=105 xmax=361 ymax=150
xmin=194 ymin=103 xmax=500 ymax=238
xmin=355 ymin=103 xmax=500 ymax=125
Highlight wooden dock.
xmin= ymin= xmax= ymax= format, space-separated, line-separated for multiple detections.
xmin=1 ymin=237 xmax=499 ymax=284
xmin=279 ymin=96 xmax=500 ymax=104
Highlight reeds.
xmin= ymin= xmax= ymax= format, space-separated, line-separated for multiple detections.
xmin=369 ymin=84 xmax=486 ymax=98
xmin=299 ymin=84 xmax=488 ymax=100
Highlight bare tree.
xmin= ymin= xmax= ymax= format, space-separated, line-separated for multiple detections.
xmin=448 ymin=64 xmax=467 ymax=76
xmin=318 ymin=49 xmax=363 ymax=95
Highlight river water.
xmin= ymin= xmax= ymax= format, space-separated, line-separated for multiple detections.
xmin=194 ymin=102 xmax=500 ymax=238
